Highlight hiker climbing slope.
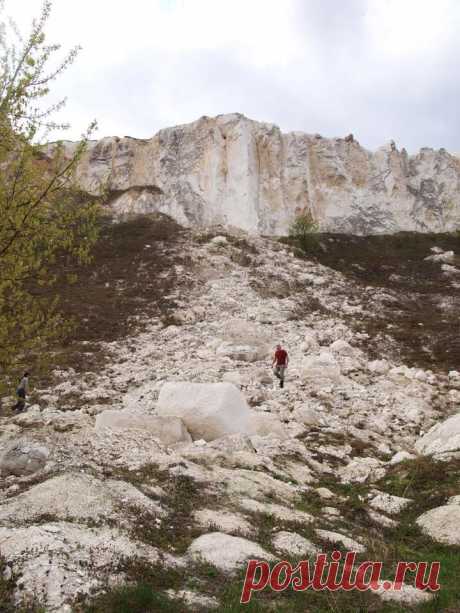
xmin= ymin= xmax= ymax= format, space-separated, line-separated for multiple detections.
xmin=272 ymin=345 xmax=288 ymax=388
xmin=12 ymin=372 xmax=29 ymax=413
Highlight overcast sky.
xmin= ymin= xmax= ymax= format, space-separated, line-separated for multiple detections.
xmin=5 ymin=0 xmax=460 ymax=152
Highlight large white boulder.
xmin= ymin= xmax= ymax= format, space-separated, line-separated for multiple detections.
xmin=95 ymin=410 xmax=192 ymax=445
xmin=414 ymin=412 xmax=460 ymax=456
xmin=157 ymin=382 xmax=251 ymax=441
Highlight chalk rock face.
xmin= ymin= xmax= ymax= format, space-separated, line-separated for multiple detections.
xmin=415 ymin=412 xmax=460 ymax=456
xmin=63 ymin=114 xmax=460 ymax=235
xmin=157 ymin=382 xmax=251 ymax=441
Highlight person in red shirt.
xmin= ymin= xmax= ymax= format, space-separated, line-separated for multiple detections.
xmin=272 ymin=344 xmax=288 ymax=388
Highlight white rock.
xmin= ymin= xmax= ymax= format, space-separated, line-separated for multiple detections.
xmin=376 ymin=583 xmax=433 ymax=605
xmin=221 ymin=468 xmax=299 ymax=501
xmin=240 ymin=498 xmax=314 ymax=524
xmin=302 ymin=330 xmax=319 ymax=352
xmin=206 ymin=433 xmax=255 ymax=454
xmin=95 ymin=410 xmax=192 ymax=445
xmin=339 ymin=457 xmax=386 ymax=484
xmin=210 ymin=235 xmax=228 ymax=245
xmin=166 ymin=589 xmax=219 ymax=609
xmin=315 ymin=487 xmax=335 ymax=500
xmin=315 ymin=529 xmax=366 ymax=553
xmin=329 ymin=339 xmax=355 ymax=356
xmin=222 ymin=371 xmax=244 ymax=387
xmin=216 ymin=343 xmax=260 ymax=362
xmin=157 ymin=382 xmax=251 ymax=441
xmin=0 ymin=441 xmax=49 ymax=477
xmin=368 ymin=360 xmax=390 ymax=374
xmin=272 ymin=531 xmax=319 ymax=557
xmin=414 ymin=412 xmax=460 ymax=456
xmin=292 ymin=406 xmax=322 ymax=427
xmin=424 ymin=250 xmax=455 ymax=263
xmin=0 ymin=473 xmax=163 ymax=526
xmin=188 ymin=532 xmax=274 ymax=572
xmin=369 ymin=492 xmax=412 ymax=515
xmin=367 ymin=509 xmax=398 ymax=528
xmin=0 ymin=522 xmax=176 ymax=611
xmin=416 ymin=503 xmax=460 ymax=545
xmin=248 ymin=413 xmax=288 ymax=440
xmin=441 ymin=263 xmax=460 ymax=276
xmin=301 ymin=352 xmax=341 ymax=387
xmin=389 ymin=451 xmax=415 ymax=465
xmin=193 ymin=509 xmax=254 ymax=537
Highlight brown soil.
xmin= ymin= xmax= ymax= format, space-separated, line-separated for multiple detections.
xmin=36 ymin=213 xmax=192 ymax=378
xmin=285 ymin=232 xmax=460 ymax=371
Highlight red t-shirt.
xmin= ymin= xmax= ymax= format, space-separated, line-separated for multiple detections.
xmin=275 ymin=349 xmax=288 ymax=365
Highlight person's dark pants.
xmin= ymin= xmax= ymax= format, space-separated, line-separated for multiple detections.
xmin=273 ymin=365 xmax=286 ymax=388
xmin=12 ymin=389 xmax=26 ymax=412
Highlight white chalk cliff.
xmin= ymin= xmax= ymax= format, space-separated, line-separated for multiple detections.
xmin=68 ymin=113 xmax=460 ymax=235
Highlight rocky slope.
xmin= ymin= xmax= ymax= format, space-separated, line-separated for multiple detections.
xmin=0 ymin=217 xmax=459 ymax=611
xmin=61 ymin=114 xmax=460 ymax=235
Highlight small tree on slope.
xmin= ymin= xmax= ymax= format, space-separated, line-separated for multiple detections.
xmin=289 ymin=210 xmax=319 ymax=251
xmin=0 ymin=1 xmax=99 ymax=394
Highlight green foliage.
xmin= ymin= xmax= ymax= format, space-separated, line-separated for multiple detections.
xmin=289 ymin=210 xmax=319 ymax=251
xmin=0 ymin=1 xmax=100 ymax=393
xmin=83 ymin=584 xmax=183 ymax=613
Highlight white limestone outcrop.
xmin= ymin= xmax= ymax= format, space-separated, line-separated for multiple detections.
xmin=61 ymin=113 xmax=460 ymax=235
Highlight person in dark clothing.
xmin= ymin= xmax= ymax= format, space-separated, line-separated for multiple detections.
xmin=272 ymin=345 xmax=288 ymax=388
xmin=12 ymin=372 xmax=29 ymax=413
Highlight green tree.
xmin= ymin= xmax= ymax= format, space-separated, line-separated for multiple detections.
xmin=289 ymin=209 xmax=319 ymax=251
xmin=0 ymin=1 xmax=99 ymax=394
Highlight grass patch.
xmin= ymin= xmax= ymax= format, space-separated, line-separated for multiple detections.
xmin=82 ymin=583 xmax=185 ymax=613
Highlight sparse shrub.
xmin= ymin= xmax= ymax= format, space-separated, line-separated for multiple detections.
xmin=83 ymin=583 xmax=183 ymax=613
xmin=289 ymin=211 xmax=319 ymax=251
